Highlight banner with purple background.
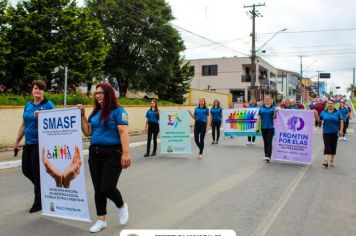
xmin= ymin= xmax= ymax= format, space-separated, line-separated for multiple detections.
xmin=273 ymin=109 xmax=314 ymax=164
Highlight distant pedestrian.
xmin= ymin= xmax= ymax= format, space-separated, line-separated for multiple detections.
xmin=80 ymin=82 xmax=131 ymax=233
xmin=338 ymin=101 xmax=350 ymax=141
xmin=256 ymin=96 xmax=276 ymax=162
xmin=189 ymin=98 xmax=210 ymax=159
xmin=320 ymin=100 xmax=343 ymax=168
xmin=144 ymin=99 xmax=160 ymax=157
xmin=247 ymin=97 xmax=259 ymax=145
xmin=210 ymin=99 xmax=222 ymax=144
xmin=14 ymin=80 xmax=55 ymax=213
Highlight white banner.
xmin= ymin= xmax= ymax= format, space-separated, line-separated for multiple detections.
xmin=38 ymin=108 xmax=90 ymax=222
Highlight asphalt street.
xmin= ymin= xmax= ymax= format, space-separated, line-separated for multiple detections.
xmin=0 ymin=123 xmax=355 ymax=236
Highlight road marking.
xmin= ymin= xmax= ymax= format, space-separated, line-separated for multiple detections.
xmin=252 ymin=143 xmax=323 ymax=236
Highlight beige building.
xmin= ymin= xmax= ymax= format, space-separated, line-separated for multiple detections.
xmin=187 ymin=57 xmax=279 ymax=103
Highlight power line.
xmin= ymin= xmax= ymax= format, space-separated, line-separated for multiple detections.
xmin=116 ymin=0 xmax=250 ymax=56
xmin=259 ymin=27 xmax=356 ymax=34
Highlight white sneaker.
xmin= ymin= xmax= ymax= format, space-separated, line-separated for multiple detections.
xmin=343 ymin=137 xmax=347 ymax=141
xmin=246 ymin=142 xmax=252 ymax=145
xmin=251 ymin=141 xmax=256 ymax=145
xmin=339 ymin=137 xmax=343 ymax=141
xmin=198 ymin=154 xmax=203 ymax=159
xmin=119 ymin=203 xmax=129 ymax=225
xmin=89 ymin=220 xmax=107 ymax=233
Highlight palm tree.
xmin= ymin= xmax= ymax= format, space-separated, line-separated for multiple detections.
xmin=346 ymin=84 xmax=356 ymax=98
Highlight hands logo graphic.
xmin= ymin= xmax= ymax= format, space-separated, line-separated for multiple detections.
xmin=42 ymin=146 xmax=82 ymax=188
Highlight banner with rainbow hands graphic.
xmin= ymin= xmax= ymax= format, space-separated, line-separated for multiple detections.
xmin=223 ymin=108 xmax=262 ymax=137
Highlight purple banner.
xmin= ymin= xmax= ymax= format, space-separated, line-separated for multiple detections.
xmin=273 ymin=110 xmax=314 ymax=164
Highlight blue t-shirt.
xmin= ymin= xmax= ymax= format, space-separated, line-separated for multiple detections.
xmin=248 ymin=104 xmax=259 ymax=108
xmin=90 ymin=106 xmax=128 ymax=145
xmin=194 ymin=107 xmax=209 ymax=123
xmin=338 ymin=107 xmax=349 ymax=122
xmin=210 ymin=107 xmax=222 ymax=122
xmin=290 ymin=105 xmax=298 ymax=109
xmin=320 ymin=109 xmax=343 ymax=134
xmin=146 ymin=109 xmax=159 ymax=124
xmin=258 ymin=105 xmax=275 ymax=129
xmin=23 ymin=99 xmax=55 ymax=144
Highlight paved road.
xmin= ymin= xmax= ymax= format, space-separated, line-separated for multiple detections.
xmin=0 ymin=124 xmax=355 ymax=236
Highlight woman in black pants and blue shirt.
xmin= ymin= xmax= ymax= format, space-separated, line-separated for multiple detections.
xmin=247 ymin=97 xmax=259 ymax=145
xmin=256 ymin=96 xmax=276 ymax=162
xmin=14 ymin=80 xmax=55 ymax=213
xmin=144 ymin=99 xmax=160 ymax=157
xmin=189 ymin=98 xmax=210 ymax=159
xmin=210 ymin=99 xmax=222 ymax=144
xmin=80 ymin=83 xmax=131 ymax=233
xmin=320 ymin=100 xmax=343 ymax=167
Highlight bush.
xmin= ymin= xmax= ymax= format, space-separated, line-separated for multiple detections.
xmin=0 ymin=93 xmax=176 ymax=106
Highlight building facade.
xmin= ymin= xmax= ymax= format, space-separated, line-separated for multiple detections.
xmin=188 ymin=57 xmax=302 ymax=104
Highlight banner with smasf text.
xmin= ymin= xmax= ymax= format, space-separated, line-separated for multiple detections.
xmin=38 ymin=108 xmax=90 ymax=222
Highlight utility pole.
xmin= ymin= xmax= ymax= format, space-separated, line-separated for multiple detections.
xmin=244 ymin=3 xmax=265 ymax=99
xmin=353 ymin=67 xmax=355 ymax=98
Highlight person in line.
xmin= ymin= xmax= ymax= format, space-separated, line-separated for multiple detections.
xmin=210 ymin=99 xmax=223 ymax=144
xmin=280 ymin=98 xmax=292 ymax=109
xmin=320 ymin=100 xmax=343 ymax=168
xmin=338 ymin=101 xmax=350 ymax=141
xmin=80 ymin=83 xmax=131 ymax=233
xmin=144 ymin=99 xmax=160 ymax=157
xmin=247 ymin=97 xmax=259 ymax=145
xmin=296 ymin=100 xmax=305 ymax=109
xmin=255 ymin=96 xmax=276 ymax=162
xmin=14 ymin=80 xmax=55 ymax=213
xmin=315 ymin=100 xmax=326 ymax=127
xmin=189 ymin=98 xmax=210 ymax=159
xmin=289 ymin=99 xmax=299 ymax=109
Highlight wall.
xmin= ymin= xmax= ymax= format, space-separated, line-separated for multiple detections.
xmin=184 ymin=89 xmax=232 ymax=108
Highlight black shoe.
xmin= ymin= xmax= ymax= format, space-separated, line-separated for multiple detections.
xmin=29 ymin=203 xmax=42 ymax=213
xmin=322 ymin=162 xmax=328 ymax=168
xmin=144 ymin=153 xmax=150 ymax=157
xmin=151 ymin=152 xmax=156 ymax=156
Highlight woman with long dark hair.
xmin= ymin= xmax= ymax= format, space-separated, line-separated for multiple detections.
xmin=144 ymin=99 xmax=160 ymax=157
xmin=80 ymin=83 xmax=131 ymax=233
xmin=255 ymin=96 xmax=276 ymax=162
xmin=210 ymin=99 xmax=222 ymax=144
xmin=14 ymin=80 xmax=55 ymax=213
xmin=189 ymin=98 xmax=210 ymax=159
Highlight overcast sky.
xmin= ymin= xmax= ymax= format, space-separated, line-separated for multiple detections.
xmin=9 ymin=0 xmax=356 ymax=95
xmin=167 ymin=0 xmax=356 ymax=95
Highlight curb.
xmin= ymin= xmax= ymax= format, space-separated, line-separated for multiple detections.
xmin=0 ymin=131 xmax=206 ymax=170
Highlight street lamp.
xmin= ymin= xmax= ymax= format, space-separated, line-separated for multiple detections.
xmin=251 ymin=28 xmax=287 ymax=99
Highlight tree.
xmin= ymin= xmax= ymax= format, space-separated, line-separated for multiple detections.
xmin=3 ymin=0 xmax=109 ymax=93
xmin=0 ymin=0 xmax=10 ymax=87
xmin=87 ymin=0 xmax=192 ymax=102
xmin=346 ymin=84 xmax=356 ymax=98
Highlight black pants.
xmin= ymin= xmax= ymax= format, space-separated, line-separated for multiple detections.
xmin=323 ymin=133 xmax=338 ymax=155
xmin=343 ymin=118 xmax=349 ymax=136
xmin=194 ymin=121 xmax=207 ymax=154
xmin=211 ymin=120 xmax=221 ymax=142
xmin=89 ymin=145 xmax=124 ymax=216
xmin=262 ymin=128 xmax=274 ymax=158
xmin=146 ymin=122 xmax=159 ymax=154
xmin=248 ymin=136 xmax=256 ymax=142
xmin=22 ymin=144 xmax=41 ymax=205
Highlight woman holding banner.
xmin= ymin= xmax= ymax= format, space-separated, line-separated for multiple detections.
xmin=189 ymin=98 xmax=210 ymax=159
xmin=210 ymin=99 xmax=222 ymax=144
xmin=14 ymin=80 xmax=55 ymax=213
xmin=80 ymin=83 xmax=131 ymax=233
xmin=247 ymin=97 xmax=259 ymax=145
xmin=320 ymin=100 xmax=343 ymax=168
xmin=144 ymin=99 xmax=160 ymax=157
xmin=255 ymin=96 xmax=276 ymax=162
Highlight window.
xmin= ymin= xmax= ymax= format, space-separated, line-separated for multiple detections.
xmin=202 ymin=65 xmax=218 ymax=76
